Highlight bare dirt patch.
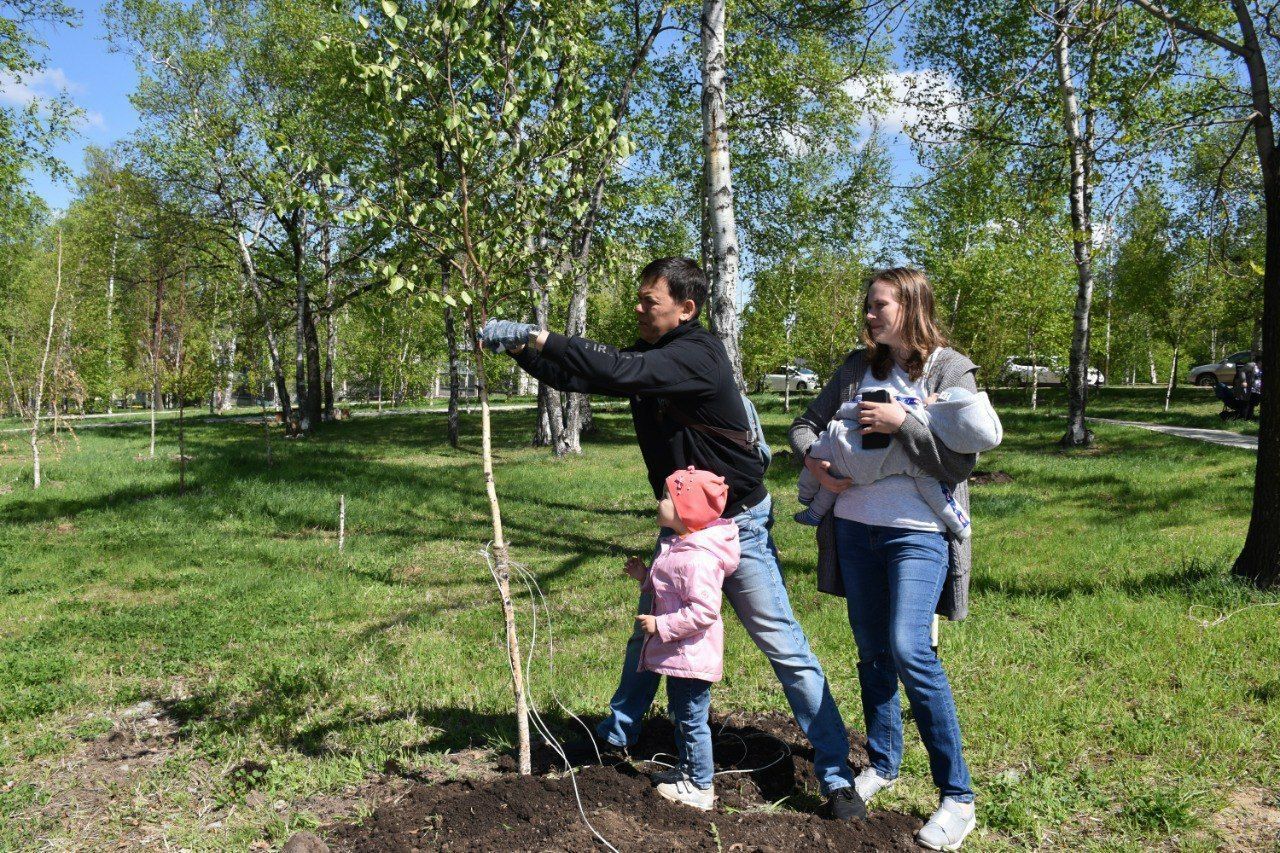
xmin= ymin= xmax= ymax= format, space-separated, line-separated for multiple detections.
xmin=1212 ymin=787 xmax=1280 ymax=852
xmin=326 ymin=711 xmax=921 ymax=852
xmin=969 ymin=470 xmax=1014 ymax=486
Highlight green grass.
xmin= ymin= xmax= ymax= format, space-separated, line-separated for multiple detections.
xmin=0 ymin=391 xmax=1276 ymax=850
xmin=987 ymin=383 xmax=1261 ymax=436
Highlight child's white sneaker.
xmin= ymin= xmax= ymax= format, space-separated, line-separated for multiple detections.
xmin=854 ymin=767 xmax=897 ymax=804
xmin=916 ymin=797 xmax=976 ymax=850
xmin=655 ymin=779 xmax=715 ymax=811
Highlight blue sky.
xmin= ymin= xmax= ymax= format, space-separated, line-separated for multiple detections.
xmin=18 ymin=3 xmax=139 ymax=212
xmin=23 ymin=3 xmax=925 ymax=214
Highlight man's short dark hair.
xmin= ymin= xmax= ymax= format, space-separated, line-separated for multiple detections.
xmin=640 ymin=257 xmax=709 ymax=319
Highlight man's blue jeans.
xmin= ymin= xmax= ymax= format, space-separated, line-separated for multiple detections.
xmin=667 ymin=676 xmax=714 ymax=789
xmin=834 ymin=518 xmax=974 ymax=802
xmin=596 ymin=494 xmax=855 ymax=794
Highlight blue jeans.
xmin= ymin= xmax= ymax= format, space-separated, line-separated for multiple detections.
xmin=667 ymin=677 xmax=714 ymax=788
xmin=597 ymin=494 xmax=854 ymax=794
xmin=834 ymin=518 xmax=974 ymax=802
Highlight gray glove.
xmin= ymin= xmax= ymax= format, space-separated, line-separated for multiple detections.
xmin=479 ymin=319 xmax=536 ymax=354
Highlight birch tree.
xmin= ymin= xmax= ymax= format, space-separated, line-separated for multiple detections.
xmin=700 ymin=0 xmax=745 ymax=390
xmin=29 ymin=232 xmax=62 ymax=489
xmin=329 ymin=0 xmax=624 ymax=773
xmin=910 ymin=0 xmax=1189 ymax=443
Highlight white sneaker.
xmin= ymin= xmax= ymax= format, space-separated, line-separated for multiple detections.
xmin=917 ymin=798 xmax=976 ymax=851
xmin=655 ymin=779 xmax=715 ymax=811
xmin=854 ymin=767 xmax=897 ymax=804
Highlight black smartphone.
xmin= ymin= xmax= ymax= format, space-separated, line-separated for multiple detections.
xmin=861 ymin=389 xmax=892 ymax=449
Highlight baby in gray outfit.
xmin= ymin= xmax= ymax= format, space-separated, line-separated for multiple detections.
xmin=795 ymin=387 xmax=1003 ymax=539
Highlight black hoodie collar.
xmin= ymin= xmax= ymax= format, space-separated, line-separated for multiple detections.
xmin=633 ymin=318 xmax=702 ymax=352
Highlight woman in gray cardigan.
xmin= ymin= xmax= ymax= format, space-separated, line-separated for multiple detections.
xmin=789 ymin=267 xmax=984 ymax=851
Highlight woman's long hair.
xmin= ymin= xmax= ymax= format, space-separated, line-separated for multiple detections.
xmin=860 ymin=267 xmax=949 ymax=381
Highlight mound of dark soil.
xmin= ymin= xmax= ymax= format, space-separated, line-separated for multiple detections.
xmin=326 ymin=712 xmax=921 ymax=852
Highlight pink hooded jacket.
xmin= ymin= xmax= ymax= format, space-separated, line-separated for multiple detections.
xmin=630 ymin=518 xmax=740 ymax=683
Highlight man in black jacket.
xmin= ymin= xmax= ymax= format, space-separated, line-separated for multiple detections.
xmin=481 ymin=257 xmax=863 ymax=819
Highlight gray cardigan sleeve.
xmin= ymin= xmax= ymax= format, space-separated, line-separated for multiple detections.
xmin=789 ymin=358 xmax=851 ymax=461
xmin=897 ymin=360 xmax=980 ymax=484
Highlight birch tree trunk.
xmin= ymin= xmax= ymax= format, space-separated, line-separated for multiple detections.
xmin=177 ymin=279 xmax=188 ymax=495
xmin=561 ymin=281 xmax=589 ymax=455
xmin=106 ymin=205 xmax=121 ymax=414
xmin=443 ymin=259 xmax=461 ymax=448
xmin=529 ymin=274 xmax=565 ymax=449
xmin=150 ymin=273 xmax=165 ymax=460
xmin=221 ymin=330 xmax=237 ymax=413
xmin=238 ymin=234 xmax=292 ymax=423
xmin=293 ymin=216 xmax=308 ymax=430
xmin=323 ymin=233 xmax=337 ymax=422
xmin=304 ymin=306 xmax=324 ymax=425
xmin=1054 ymin=1 xmax=1096 ymax=448
xmin=1029 ymin=332 xmax=1040 ymax=412
xmin=30 ymin=232 xmax=63 ymax=490
xmin=467 ymin=307 xmax=531 ymax=775
xmin=701 ymin=0 xmax=745 ymax=392
xmin=1164 ymin=341 xmax=1179 ymax=412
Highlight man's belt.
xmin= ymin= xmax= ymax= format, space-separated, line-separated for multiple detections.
xmin=725 ymin=483 xmax=768 ymax=519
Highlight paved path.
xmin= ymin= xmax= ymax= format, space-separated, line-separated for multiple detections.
xmin=1087 ymin=417 xmax=1258 ymax=450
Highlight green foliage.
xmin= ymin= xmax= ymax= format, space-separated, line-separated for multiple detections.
xmin=903 ymin=144 xmax=1074 ymax=380
xmin=328 ymin=0 xmax=623 ymax=314
xmin=740 ymin=251 xmax=868 ymax=384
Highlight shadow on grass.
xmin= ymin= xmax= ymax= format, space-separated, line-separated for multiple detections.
xmin=970 ymin=557 xmax=1237 ymax=602
xmin=2 ymin=409 xmax=647 ymax=568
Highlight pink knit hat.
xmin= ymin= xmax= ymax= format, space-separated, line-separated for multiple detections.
xmin=664 ymin=466 xmax=728 ymax=532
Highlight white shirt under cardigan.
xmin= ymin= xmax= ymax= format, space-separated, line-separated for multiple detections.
xmin=834 ymin=351 xmax=944 ymax=533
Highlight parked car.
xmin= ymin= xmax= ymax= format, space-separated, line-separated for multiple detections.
xmin=1187 ymin=350 xmax=1257 ymax=386
xmin=1000 ymin=356 xmax=1104 ymax=387
xmin=761 ymin=365 xmax=819 ymax=393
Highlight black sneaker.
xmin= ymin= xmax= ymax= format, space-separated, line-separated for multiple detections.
xmin=651 ymin=766 xmax=689 ymax=785
xmin=557 ymin=735 xmax=628 ymax=766
xmin=827 ymin=786 xmax=868 ymax=821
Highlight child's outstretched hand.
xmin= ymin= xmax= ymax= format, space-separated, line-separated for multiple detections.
xmin=624 ymin=556 xmax=648 ymax=581
xmin=635 ymin=614 xmax=658 ymax=635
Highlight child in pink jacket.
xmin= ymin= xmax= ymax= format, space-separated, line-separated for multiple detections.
xmin=625 ymin=466 xmax=740 ymax=811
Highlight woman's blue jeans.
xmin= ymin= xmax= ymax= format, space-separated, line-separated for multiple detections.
xmin=667 ymin=676 xmax=714 ymax=788
xmin=834 ymin=518 xmax=974 ymax=802
xmin=595 ymin=495 xmax=855 ymax=795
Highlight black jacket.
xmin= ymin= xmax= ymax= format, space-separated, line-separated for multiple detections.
xmin=513 ymin=320 xmax=766 ymax=515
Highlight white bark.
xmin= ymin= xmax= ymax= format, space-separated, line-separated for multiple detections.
xmin=31 ymin=232 xmax=63 ymax=489
xmin=701 ymin=0 xmax=745 ymax=391
xmin=238 ymin=231 xmax=291 ymax=422
xmin=1054 ymin=1 xmax=1096 ymax=447
xmin=106 ymin=204 xmax=122 ymax=414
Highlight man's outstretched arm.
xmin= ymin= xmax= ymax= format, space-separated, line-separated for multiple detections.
xmin=510 ymin=342 xmax=598 ymax=395
xmin=534 ymin=331 xmax=715 ymax=396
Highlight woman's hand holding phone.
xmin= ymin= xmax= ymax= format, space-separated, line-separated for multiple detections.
xmin=859 ymin=390 xmax=905 ymax=448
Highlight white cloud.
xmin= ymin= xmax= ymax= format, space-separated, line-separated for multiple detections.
xmin=0 ymin=67 xmax=105 ymax=133
xmin=843 ymin=70 xmax=967 ymax=138
xmin=0 ymin=68 xmax=86 ymax=107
